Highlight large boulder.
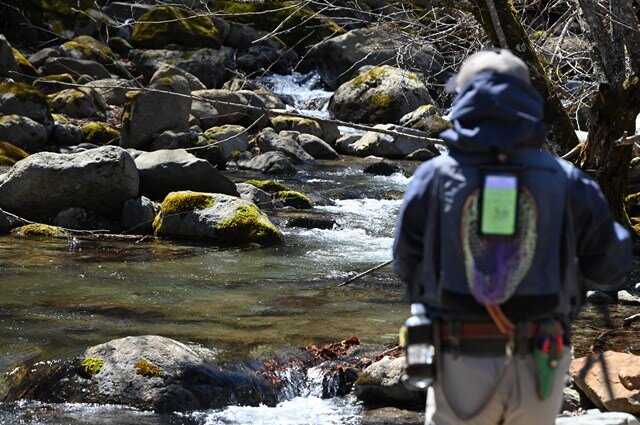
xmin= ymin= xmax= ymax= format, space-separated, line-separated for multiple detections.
xmin=134 ymin=149 xmax=238 ymax=200
xmin=0 ymin=82 xmax=52 ymax=126
xmin=153 ymin=191 xmax=284 ymax=246
xmin=354 ymin=356 xmax=424 ymax=408
xmin=191 ymin=89 xmax=269 ymax=128
xmin=41 ymin=57 xmax=111 ymax=80
xmin=0 ymin=146 xmax=139 ymax=221
xmin=131 ymin=6 xmax=224 ymax=49
xmin=329 ymin=66 xmax=433 ymax=125
xmin=309 ymin=26 xmax=446 ymax=89
xmin=120 ymin=75 xmax=192 ymax=150
xmin=0 ymin=115 xmax=48 ymax=153
xmin=571 ymin=351 xmax=640 ymax=414
xmin=47 ymin=87 xmax=108 ymax=119
xmin=351 ymin=124 xmax=437 ymax=159
xmin=235 ymin=151 xmax=297 ymax=175
xmin=130 ymin=48 xmax=234 ymax=88
xmin=256 ymin=128 xmax=315 ymax=164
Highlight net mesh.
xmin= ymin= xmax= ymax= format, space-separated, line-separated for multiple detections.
xmin=461 ymin=189 xmax=538 ymax=306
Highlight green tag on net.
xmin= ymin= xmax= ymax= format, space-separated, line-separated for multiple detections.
xmin=480 ymin=175 xmax=518 ymax=236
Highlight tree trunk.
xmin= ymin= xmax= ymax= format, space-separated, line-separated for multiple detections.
xmin=470 ymin=0 xmax=579 ymax=154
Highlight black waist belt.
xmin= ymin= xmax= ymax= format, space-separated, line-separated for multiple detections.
xmin=441 ymin=338 xmax=533 ymax=356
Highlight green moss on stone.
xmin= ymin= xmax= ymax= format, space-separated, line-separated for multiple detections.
xmin=80 ymin=357 xmax=104 ymax=377
xmin=369 ymin=92 xmax=396 ymax=108
xmin=12 ymin=224 xmax=70 ymax=238
xmin=12 ymin=48 xmax=39 ymax=78
xmin=60 ymin=36 xmax=114 ymax=64
xmin=351 ymin=67 xmax=389 ymax=88
xmin=0 ymin=82 xmax=46 ymax=102
xmin=217 ymin=204 xmax=283 ymax=246
xmin=131 ymin=6 xmax=222 ymax=49
xmin=276 ymin=190 xmax=313 ymax=209
xmin=0 ymin=141 xmax=28 ymax=165
xmin=244 ymin=179 xmax=288 ymax=192
xmin=153 ymin=191 xmax=215 ymax=233
xmin=80 ymin=122 xmax=119 ymax=145
xmin=134 ymin=359 xmax=162 ymax=378
xmin=40 ymin=73 xmax=76 ymax=83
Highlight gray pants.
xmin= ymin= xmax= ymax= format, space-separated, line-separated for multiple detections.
xmin=425 ymin=349 xmax=571 ymax=425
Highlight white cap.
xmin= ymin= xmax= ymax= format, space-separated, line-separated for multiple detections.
xmin=446 ymin=49 xmax=531 ymax=93
xmin=410 ymin=303 xmax=426 ymax=315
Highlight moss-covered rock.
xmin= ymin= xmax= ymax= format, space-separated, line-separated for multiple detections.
xmin=20 ymin=0 xmax=95 ymax=35
xmin=80 ymin=357 xmax=104 ymax=377
xmin=80 ymin=122 xmax=119 ymax=145
xmin=0 ymin=82 xmax=52 ymax=125
xmin=33 ymin=73 xmax=76 ymax=95
xmin=12 ymin=48 xmax=39 ymax=80
xmin=275 ymin=190 xmax=313 ymax=209
xmin=399 ymin=104 xmax=451 ymax=136
xmin=11 ymin=223 xmax=70 ymax=238
xmin=217 ymin=204 xmax=283 ymax=245
xmin=134 ymin=359 xmax=162 ymax=378
xmin=244 ymin=179 xmax=289 ymax=193
xmin=271 ymin=116 xmax=323 ymax=138
xmin=58 ymin=35 xmax=115 ymax=64
xmin=131 ymin=6 xmax=223 ymax=49
xmin=0 ymin=141 xmax=29 ymax=166
xmin=47 ymin=87 xmax=107 ymax=119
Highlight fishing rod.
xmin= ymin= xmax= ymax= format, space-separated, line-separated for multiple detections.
xmin=337 ymin=259 xmax=393 ymax=287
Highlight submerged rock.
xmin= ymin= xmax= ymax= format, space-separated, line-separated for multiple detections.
xmin=153 ymin=191 xmax=284 ymax=246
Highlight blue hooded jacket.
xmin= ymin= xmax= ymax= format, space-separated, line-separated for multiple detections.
xmin=393 ymin=72 xmax=632 ymax=323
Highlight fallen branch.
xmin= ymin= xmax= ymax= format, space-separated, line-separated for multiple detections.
xmin=338 ymin=259 xmax=393 ymax=287
xmin=623 ymin=314 xmax=640 ymax=328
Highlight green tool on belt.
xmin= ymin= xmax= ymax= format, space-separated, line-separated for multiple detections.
xmin=534 ymin=333 xmax=563 ymax=400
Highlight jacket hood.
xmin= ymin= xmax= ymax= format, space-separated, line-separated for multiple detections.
xmin=440 ymin=72 xmax=547 ymax=154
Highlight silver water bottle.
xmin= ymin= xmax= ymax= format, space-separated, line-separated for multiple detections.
xmin=401 ymin=303 xmax=435 ymax=390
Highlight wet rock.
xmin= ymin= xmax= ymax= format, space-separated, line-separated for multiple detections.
xmin=352 ymin=125 xmax=433 ymax=159
xmin=587 ymin=290 xmax=617 ymax=305
xmin=361 ymin=407 xmax=425 ymax=425
xmin=204 ymin=125 xmax=249 ymax=158
xmin=329 ymin=66 xmax=433 ymax=125
xmin=309 ymin=26 xmax=445 ymax=89
xmin=57 ymin=35 xmax=115 ymax=65
xmin=296 ymin=133 xmax=339 ymax=160
xmin=52 ymin=122 xmax=82 ymax=146
xmin=254 ymin=88 xmax=287 ymax=109
xmin=121 ymin=196 xmax=155 ymax=233
xmin=129 ymin=48 xmax=234 ymax=89
xmin=570 ymin=351 xmax=640 ymax=414
xmin=556 ymin=409 xmax=640 ymax=425
xmin=85 ymin=77 xmax=132 ymax=106
xmin=47 ymin=88 xmax=108 ymax=119
xmin=399 ymin=104 xmax=450 ymax=136
xmin=191 ymin=89 xmax=268 ymax=129
xmin=364 ymin=160 xmax=404 ymax=176
xmin=0 ymin=115 xmax=48 ymax=153
xmin=0 ymin=82 xmax=53 ymax=126
xmin=354 ymin=356 xmax=424 ymax=409
xmin=41 ymin=57 xmax=111 ymax=80
xmin=235 ymin=151 xmax=297 ymax=175
xmin=154 ymin=192 xmax=284 ymax=246
xmin=236 ymin=183 xmax=272 ymax=207
xmin=120 ymin=75 xmax=191 ymax=150
xmin=135 ymin=149 xmax=237 ymax=201
xmin=150 ymin=64 xmax=206 ymax=91
xmin=0 ymin=146 xmax=139 ymax=221
xmin=256 ymin=128 xmax=315 ymax=164
xmin=276 ymin=191 xmax=313 ymax=210
xmin=618 ymin=290 xmax=640 ymax=305
xmin=286 ymin=215 xmax=336 ymax=230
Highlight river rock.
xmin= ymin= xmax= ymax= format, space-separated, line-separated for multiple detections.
xmin=354 ymin=356 xmax=424 ymax=408
xmin=0 ymin=82 xmax=52 ymax=126
xmin=236 ymin=183 xmax=272 ymax=207
xmin=120 ymin=75 xmax=191 ymax=150
xmin=129 ymin=48 xmax=234 ymax=88
xmin=108 ymin=37 xmax=133 ymax=56
xmin=135 ymin=149 xmax=237 ymax=200
xmin=149 ymin=64 xmax=206 ymax=91
xmin=335 ymin=134 xmax=361 ymax=155
xmin=0 ymin=34 xmax=19 ymax=80
xmin=0 ymin=146 xmax=138 ymax=221
xmin=47 ymin=88 xmax=108 ymax=119
xmin=0 ymin=115 xmax=48 ymax=153
xmin=41 ymin=57 xmax=111 ymax=80
xmin=399 ymin=105 xmax=450 ymax=136
xmin=364 ymin=160 xmax=405 ymax=176
xmin=57 ymin=35 xmax=115 ymax=65
xmin=309 ymin=26 xmax=445 ymax=89
xmin=256 ymin=128 xmax=315 ymax=164
xmin=271 ymin=115 xmax=323 ymax=138
xmin=587 ymin=290 xmax=617 ymax=305
xmin=237 ymin=45 xmax=297 ymax=75
xmin=223 ymin=21 xmax=260 ymax=51
xmin=121 ymin=196 xmax=155 ymax=233
xmin=102 ymin=1 xmax=152 ymax=21
xmin=361 ymin=407 xmax=425 ymax=425
xmin=204 ymin=125 xmax=249 ymax=158
xmin=74 ymin=9 xmax=118 ymax=40
xmin=53 ymin=122 xmax=83 ymax=146
xmin=191 ymin=89 xmax=268 ymax=129
xmin=296 ymin=133 xmax=339 ymax=160
xmin=235 ymin=151 xmax=297 ymax=175
xmin=618 ymin=290 xmax=640 ymax=305
xmin=53 ymin=207 xmax=110 ymax=231
xmin=149 ymin=130 xmax=201 ymax=151
xmin=329 ymin=66 xmax=433 ymax=125
xmin=27 ymin=47 xmax=57 ymax=69
xmin=352 ymin=125 xmax=434 ymax=158
xmin=33 ymin=73 xmax=77 ymax=95
xmin=570 ymin=351 xmax=640 ymax=414
xmin=0 ymin=207 xmax=11 ymax=233
xmin=556 ymin=409 xmax=640 ymax=425
xmin=85 ymin=77 xmax=132 ymax=106
xmin=154 ymin=191 xmax=284 ymax=246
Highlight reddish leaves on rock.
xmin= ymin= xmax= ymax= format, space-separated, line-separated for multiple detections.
xmin=306 ymin=336 xmax=361 ymax=361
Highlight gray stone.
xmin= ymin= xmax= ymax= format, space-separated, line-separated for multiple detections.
xmin=0 ymin=115 xmax=48 ymax=153
xmin=618 ymin=290 xmax=640 ymax=305
xmin=296 ymin=133 xmax=339 ymax=160
xmin=134 ymin=149 xmax=237 ymax=200
xmin=236 ymin=183 xmax=272 ymax=207
xmin=309 ymin=26 xmax=445 ymax=89
xmin=256 ymin=128 xmax=315 ymax=164
xmin=335 ymin=134 xmax=361 ymax=155
xmin=120 ymin=75 xmax=192 ymax=150
xmin=364 ymin=160 xmax=404 ymax=176
xmin=361 ymin=407 xmax=425 ymax=425
xmin=85 ymin=78 xmax=133 ymax=106
xmin=204 ymin=125 xmax=249 ymax=158
xmin=121 ymin=196 xmax=155 ymax=233
xmin=150 ymin=64 xmax=206 ymax=91
xmin=235 ymin=151 xmax=297 ymax=175
xmin=108 ymin=37 xmax=133 ymax=56
xmin=399 ymin=104 xmax=450 ymax=136
xmin=587 ymin=290 xmax=616 ymax=305
xmin=561 ymin=386 xmax=581 ymax=413
xmin=556 ymin=409 xmax=640 ymax=425
xmin=272 ymin=115 xmax=324 ymax=138
xmin=329 ymin=65 xmax=433 ymax=125
xmin=53 ymin=207 xmax=101 ymax=230
xmin=354 ymin=356 xmax=423 ymax=408
xmin=27 ymin=47 xmax=57 ymax=69
xmin=0 ymin=82 xmax=52 ymax=125
xmin=405 ymin=148 xmax=438 ymax=161
xmin=58 ymin=143 xmax=100 ymax=154
xmin=352 ymin=125 xmax=434 ymax=159
xmin=222 ymin=78 xmax=259 ymax=91
xmin=254 ymin=88 xmax=286 ymax=110
xmin=0 ymin=146 xmax=139 ymax=221
xmin=0 ymin=34 xmax=18 ymax=80
xmin=149 ymin=130 xmax=200 ymax=151
xmin=223 ymin=22 xmax=260 ymax=50
xmin=41 ymin=57 xmax=111 ymax=80
xmin=47 ymin=87 xmax=107 ymax=119
xmin=191 ymin=89 xmax=269 ymax=129
xmin=52 ymin=122 xmax=82 ymax=146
